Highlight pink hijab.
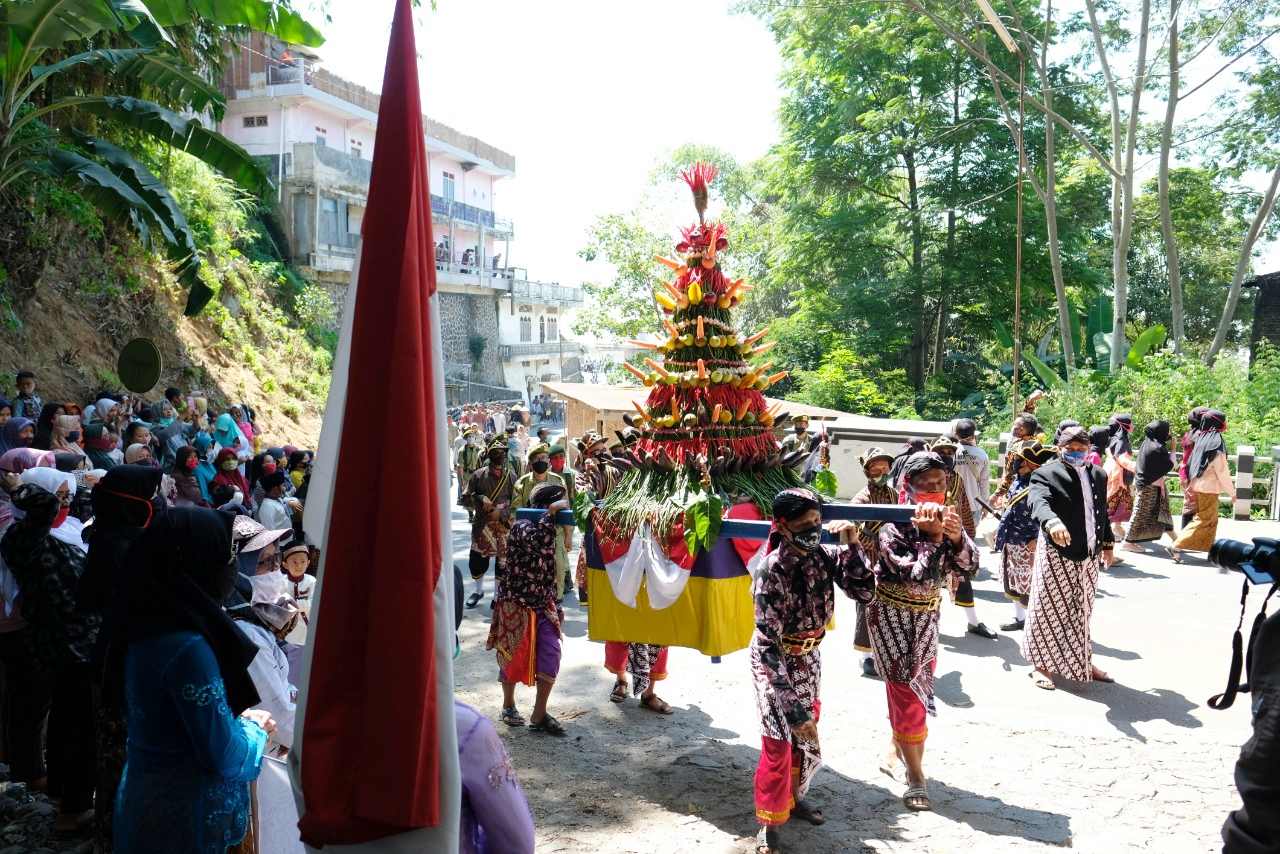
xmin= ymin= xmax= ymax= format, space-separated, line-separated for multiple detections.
xmin=0 ymin=448 xmax=55 ymax=528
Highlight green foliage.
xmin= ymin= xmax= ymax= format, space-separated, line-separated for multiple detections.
xmin=791 ymin=347 xmax=911 ymax=417
xmin=683 ymin=493 xmax=723 ymax=556
xmin=812 ymin=468 xmax=838 ymax=498
xmin=575 ymin=212 xmax=671 ymax=341
xmin=468 ymin=335 xmax=487 ymax=363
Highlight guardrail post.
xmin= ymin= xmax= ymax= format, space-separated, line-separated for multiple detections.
xmin=995 ymin=432 xmax=1010 ymax=491
xmin=1235 ymin=445 xmax=1255 ymax=521
xmin=1271 ymin=445 xmax=1280 ymax=521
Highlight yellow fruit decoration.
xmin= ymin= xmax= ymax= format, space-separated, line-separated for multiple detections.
xmin=688 ymin=282 xmax=703 ymax=303
xmin=655 ymin=292 xmax=676 ymax=310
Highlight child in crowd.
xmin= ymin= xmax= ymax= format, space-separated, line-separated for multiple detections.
xmin=14 ymin=371 xmax=41 ymax=420
xmin=282 ymin=541 xmax=314 ymax=645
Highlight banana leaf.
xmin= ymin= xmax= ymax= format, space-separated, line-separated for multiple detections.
xmin=33 ymin=49 xmax=225 ymax=118
xmin=1022 ymin=351 xmax=1065 ymax=390
xmin=992 ymin=318 xmax=1015 ymax=350
xmin=1125 ymin=325 xmax=1167 ymax=369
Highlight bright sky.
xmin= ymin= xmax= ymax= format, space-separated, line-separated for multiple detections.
xmin=318 ymin=0 xmax=784 ymax=290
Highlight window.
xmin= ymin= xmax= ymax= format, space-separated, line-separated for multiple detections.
xmin=321 ymin=197 xmax=337 ymax=213
xmin=441 ymin=171 xmax=455 ymax=204
xmin=519 ymin=316 xmax=532 ymax=342
xmin=539 ymin=315 xmax=546 ymax=343
xmin=546 ymin=318 xmax=558 ymax=341
xmin=350 ymin=147 xmax=361 ymax=158
xmin=316 ymin=135 xmax=326 ymax=147
xmin=243 ymin=115 xmax=268 ymax=128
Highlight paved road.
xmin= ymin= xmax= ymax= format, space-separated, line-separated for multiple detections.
xmin=450 ymin=503 xmax=1264 ymax=853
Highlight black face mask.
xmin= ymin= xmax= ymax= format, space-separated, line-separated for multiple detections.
xmin=794 ymin=426 xmax=807 ymax=435
xmin=488 ymin=455 xmax=506 ymax=469
xmin=938 ymin=454 xmax=955 ymax=472
xmin=594 ymin=451 xmax=610 ymax=461
xmin=788 ymin=524 xmax=823 ymax=552
xmin=531 ymin=460 xmax=550 ymax=474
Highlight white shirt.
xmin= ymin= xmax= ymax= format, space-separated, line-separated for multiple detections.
xmin=236 ymin=621 xmax=296 ymax=753
xmin=258 ymin=496 xmax=293 ymax=533
xmin=956 ymin=442 xmax=990 ymax=516
xmin=1072 ymin=462 xmax=1097 ymax=553
xmin=283 ymin=574 xmax=315 ymax=645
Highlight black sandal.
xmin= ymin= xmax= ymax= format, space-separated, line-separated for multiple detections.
xmin=528 ymin=713 xmax=565 ymax=735
xmin=499 ymin=706 xmax=524 ymax=727
xmin=640 ymin=694 xmax=673 ymax=714
xmin=609 ymin=681 xmax=627 ymax=703
xmin=792 ymin=799 xmax=825 ymax=825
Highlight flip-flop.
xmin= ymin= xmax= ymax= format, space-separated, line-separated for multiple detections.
xmin=1029 ymin=670 xmax=1055 ymax=690
xmin=1164 ymin=545 xmax=1183 ymax=564
xmin=791 ymin=799 xmax=825 ymax=826
xmin=903 ymin=785 xmax=932 ymax=811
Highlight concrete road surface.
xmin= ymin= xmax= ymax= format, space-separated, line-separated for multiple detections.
xmin=450 ymin=507 xmax=1266 ymax=853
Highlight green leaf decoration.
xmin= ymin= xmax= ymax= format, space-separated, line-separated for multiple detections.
xmin=682 ymin=493 xmax=723 ymax=556
xmin=572 ymin=490 xmax=596 ymax=534
xmin=992 ymin=318 xmax=1014 ymax=350
xmin=1125 ymin=325 xmax=1167 ymax=370
xmin=813 ymin=468 xmax=838 ymax=498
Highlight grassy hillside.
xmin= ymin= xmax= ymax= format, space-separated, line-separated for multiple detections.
xmin=0 ymin=151 xmax=335 ymax=447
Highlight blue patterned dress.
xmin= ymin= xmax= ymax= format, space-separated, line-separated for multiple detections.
xmin=115 ymin=631 xmax=267 ymax=853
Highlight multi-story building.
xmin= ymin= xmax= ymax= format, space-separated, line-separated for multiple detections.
xmin=216 ymin=32 xmax=583 ymax=403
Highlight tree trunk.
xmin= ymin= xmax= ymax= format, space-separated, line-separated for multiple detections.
xmin=1111 ymin=0 xmax=1151 ymax=370
xmin=906 ymin=148 xmax=927 ymax=389
xmin=1037 ymin=0 xmax=1074 ymax=370
xmin=1206 ymin=159 xmax=1280 ymax=364
xmin=1159 ymin=0 xmax=1184 ymax=352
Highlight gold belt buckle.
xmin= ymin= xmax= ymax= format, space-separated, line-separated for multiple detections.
xmin=798 ymin=636 xmax=817 ymax=653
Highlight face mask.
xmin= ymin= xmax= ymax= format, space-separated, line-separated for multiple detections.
xmin=489 ymin=455 xmax=505 ymax=469
xmin=794 ymin=426 xmax=806 ymax=435
xmin=937 ymin=455 xmax=955 ymax=472
xmin=594 ymin=451 xmax=610 ymax=461
xmin=913 ymin=491 xmax=946 ymax=505
xmin=1063 ymin=451 xmax=1087 ymax=466
xmin=185 ymin=457 xmax=199 ymax=470
xmin=869 ymin=474 xmax=889 ymax=487
xmin=531 ymin=460 xmax=550 ymax=474
xmin=551 ymin=458 xmax=565 ymax=472
xmin=788 ymin=525 xmax=823 ymax=552
xmin=248 ymin=570 xmax=285 ymax=605
xmin=221 ymin=459 xmax=238 ymax=471
xmin=262 ymin=462 xmax=277 ymax=475
xmin=68 ymin=431 xmax=81 ymax=443
xmin=52 ymin=507 xmax=70 ymax=528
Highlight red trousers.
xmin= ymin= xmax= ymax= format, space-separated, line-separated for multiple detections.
xmin=603 ymin=641 xmax=668 ymax=682
xmin=754 ymin=701 xmax=820 ymax=826
xmin=886 ymin=660 xmax=934 ymax=744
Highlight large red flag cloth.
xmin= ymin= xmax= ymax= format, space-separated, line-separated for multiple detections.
xmin=295 ymin=0 xmax=451 ymax=843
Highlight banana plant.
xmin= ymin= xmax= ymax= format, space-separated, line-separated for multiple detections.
xmin=0 ymin=0 xmax=323 ymax=314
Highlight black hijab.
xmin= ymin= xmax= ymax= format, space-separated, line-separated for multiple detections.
xmin=53 ymin=452 xmax=87 ymax=472
xmin=1054 ymin=419 xmax=1081 ymax=445
xmin=1186 ymin=409 xmax=1227 ymax=483
xmin=1134 ymin=420 xmax=1174 ymax=489
xmin=1107 ymin=414 xmax=1135 ymax=456
xmin=888 ymin=437 xmax=929 ymax=488
xmin=92 ymin=465 xmax=165 ymax=530
xmin=120 ymin=508 xmax=260 ymax=713
xmin=78 ymin=465 xmax=167 ymax=629
xmin=1087 ymin=426 xmax=1110 ymax=457
xmin=32 ymin=402 xmax=64 ymax=450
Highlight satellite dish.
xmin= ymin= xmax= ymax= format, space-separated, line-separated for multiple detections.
xmin=117 ymin=338 xmax=163 ymax=393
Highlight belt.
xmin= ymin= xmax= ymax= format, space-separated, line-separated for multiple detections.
xmin=780 ymin=629 xmax=824 ymax=655
xmin=875 ymin=583 xmax=941 ymax=613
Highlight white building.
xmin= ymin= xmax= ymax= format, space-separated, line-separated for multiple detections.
xmin=217 ymin=32 xmax=583 ymax=402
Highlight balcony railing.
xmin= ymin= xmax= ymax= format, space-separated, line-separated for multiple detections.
xmin=509 ymin=280 xmax=583 ymax=306
xmin=500 ymin=342 xmax=585 ymax=360
xmin=430 ymin=195 xmax=503 ymax=231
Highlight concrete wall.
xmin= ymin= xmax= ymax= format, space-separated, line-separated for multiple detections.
xmin=439 ymin=293 xmax=505 ymax=387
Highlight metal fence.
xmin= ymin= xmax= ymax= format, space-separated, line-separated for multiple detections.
xmin=982 ymin=434 xmax=1275 ymax=521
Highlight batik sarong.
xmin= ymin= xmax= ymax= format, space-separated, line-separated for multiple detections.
xmin=1001 ymin=541 xmax=1035 ymax=605
xmin=867 ymin=583 xmax=942 ymax=735
xmin=487 ymin=601 xmax=561 ymax=686
xmin=1021 ymin=538 xmax=1099 ymax=682
xmin=1126 ymin=482 xmax=1173 ymax=543
xmin=750 ymin=640 xmax=822 ymax=825
xmin=603 ymin=641 xmax=668 ymax=697
xmin=1173 ymin=490 xmax=1220 ymax=552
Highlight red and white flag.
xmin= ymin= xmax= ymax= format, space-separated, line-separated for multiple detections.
xmin=288 ymin=0 xmax=459 ymax=848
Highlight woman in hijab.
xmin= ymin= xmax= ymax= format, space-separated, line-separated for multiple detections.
xmin=888 ymin=437 xmax=929 ymax=491
xmin=1168 ymin=409 xmax=1231 ymax=562
xmin=1119 ymin=421 xmax=1176 ymax=553
xmin=248 ymin=452 xmax=275 ymax=507
xmin=0 ymin=417 xmax=35 ymax=456
xmin=82 ymin=424 xmax=119 ymax=471
xmin=112 ymin=507 xmax=273 ymax=852
xmin=224 ymin=515 xmax=298 ymax=753
xmin=213 ymin=412 xmax=251 ymax=461
xmin=91 ymin=398 xmax=118 ymax=425
xmin=50 ymin=414 xmax=82 ymax=454
xmin=212 ymin=447 xmax=253 ymax=511
xmin=750 ymin=487 xmax=869 ymax=849
xmin=287 ymin=450 xmax=311 ymax=490
xmin=171 ymin=446 xmax=207 ymax=506
xmin=0 ymin=467 xmax=97 ymax=833
xmin=191 ymin=434 xmax=217 ymax=503
xmin=1053 ymin=419 xmax=1081 ymax=446
xmin=32 ymin=402 xmax=65 ymax=451
xmin=77 ymin=463 xmax=164 ymax=848
xmin=124 ymin=443 xmax=155 ymax=466
xmin=0 ymin=397 xmax=12 ymax=427
xmin=1085 ymin=426 xmax=1110 ymax=467
xmin=1178 ymin=406 xmax=1209 ymax=528
xmin=1104 ymin=414 xmax=1137 ymax=538
xmin=0 ymin=447 xmax=55 ymax=795
xmin=230 ymin=404 xmax=258 ymax=454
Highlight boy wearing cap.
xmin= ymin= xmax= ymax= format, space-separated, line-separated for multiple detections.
xmin=512 ymin=445 xmax=574 ymax=601
xmin=780 ymin=415 xmax=812 ymax=456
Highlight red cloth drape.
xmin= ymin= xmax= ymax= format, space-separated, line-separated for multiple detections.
xmin=297 ymin=0 xmax=444 ymax=843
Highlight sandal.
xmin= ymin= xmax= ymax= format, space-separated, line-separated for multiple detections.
xmin=528 ymin=713 xmax=566 ymax=735
xmin=791 ymin=799 xmax=825 ymax=825
xmin=499 ymin=706 xmax=525 ymax=727
xmin=1091 ymin=667 xmax=1115 ymax=683
xmin=755 ymin=825 xmax=781 ymax=854
xmin=609 ymin=681 xmax=627 ymax=703
xmin=1164 ymin=544 xmax=1183 ymax=564
xmin=879 ymin=762 xmax=908 ymax=785
xmin=903 ymin=785 xmax=932 ymax=811
xmin=1029 ymin=669 xmax=1055 ymax=691
xmin=640 ymin=694 xmax=673 ymax=715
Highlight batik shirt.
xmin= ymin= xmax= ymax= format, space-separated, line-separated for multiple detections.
xmin=852 ymin=483 xmax=897 ymax=558
xmin=500 ymin=512 xmax=559 ymax=612
xmin=995 ymin=473 xmax=1038 ymax=549
xmin=463 ymin=467 xmax=514 ymax=538
xmin=752 ymin=540 xmax=875 ymax=724
xmin=874 ymin=522 xmax=979 ymax=598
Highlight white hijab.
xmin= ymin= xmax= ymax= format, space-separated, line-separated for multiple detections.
xmin=18 ymin=468 xmax=87 ymax=554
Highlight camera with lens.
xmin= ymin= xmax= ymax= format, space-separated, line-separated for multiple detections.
xmin=1209 ymin=537 xmax=1279 ymax=585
